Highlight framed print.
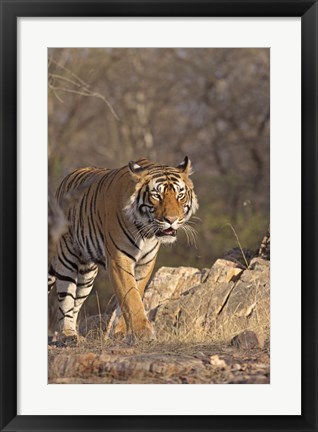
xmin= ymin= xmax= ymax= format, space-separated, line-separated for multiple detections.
xmin=0 ymin=1 xmax=317 ymax=431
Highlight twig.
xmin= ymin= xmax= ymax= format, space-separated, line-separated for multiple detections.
xmin=48 ymin=57 xmax=120 ymax=121
xmin=223 ymin=223 xmax=249 ymax=269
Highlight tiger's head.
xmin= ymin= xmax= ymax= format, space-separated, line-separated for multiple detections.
xmin=125 ymin=157 xmax=199 ymax=244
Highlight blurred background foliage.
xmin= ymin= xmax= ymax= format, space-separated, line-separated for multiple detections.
xmin=48 ymin=48 xmax=269 ymax=319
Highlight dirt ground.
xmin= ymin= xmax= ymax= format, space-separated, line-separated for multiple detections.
xmin=48 ymin=339 xmax=270 ymax=384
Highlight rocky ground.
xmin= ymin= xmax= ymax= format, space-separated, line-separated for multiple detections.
xmin=48 ymin=230 xmax=270 ymax=384
xmin=48 ymin=338 xmax=269 ymax=384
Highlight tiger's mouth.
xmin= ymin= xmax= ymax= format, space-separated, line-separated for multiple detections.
xmin=156 ymin=228 xmax=177 ymax=237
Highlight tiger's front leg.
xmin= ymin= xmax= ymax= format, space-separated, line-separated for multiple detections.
xmin=112 ymin=256 xmax=157 ymax=338
xmin=108 ymin=255 xmax=155 ymax=341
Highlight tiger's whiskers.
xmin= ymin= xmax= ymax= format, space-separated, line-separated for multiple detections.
xmin=180 ymin=223 xmax=198 ymax=248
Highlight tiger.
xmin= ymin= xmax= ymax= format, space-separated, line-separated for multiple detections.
xmin=48 ymin=157 xmax=199 ymax=343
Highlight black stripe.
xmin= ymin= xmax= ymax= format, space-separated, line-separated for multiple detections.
xmin=96 ymin=223 xmax=105 ymax=245
xmin=59 ymin=307 xmax=74 ymax=315
xmin=154 ymin=179 xmax=166 ymax=186
xmin=55 ymin=171 xmax=72 ymax=196
xmin=115 ymin=170 xmax=130 ymax=183
xmin=95 ymin=259 xmax=106 ymax=267
xmin=136 ymin=275 xmax=149 ymax=282
xmin=62 ymin=237 xmax=82 ymax=264
xmin=92 ymin=174 xmax=108 ymax=214
xmin=103 ymin=240 xmax=113 ymax=258
xmin=144 ymin=167 xmax=165 ymax=174
xmin=144 ymin=185 xmax=149 ymax=201
xmin=169 ymin=175 xmax=181 ymax=181
xmin=117 ymin=214 xmax=140 ymax=250
xmin=135 ymin=255 xmax=157 ymax=268
xmin=116 ymin=263 xmax=135 ymax=278
xmin=81 ymin=192 xmax=95 ymax=257
xmin=137 ymin=158 xmax=152 ymax=166
xmin=76 ymin=294 xmax=89 ymax=300
xmin=59 ymin=315 xmax=73 ymax=321
xmin=84 ymin=183 xmax=91 ymax=215
xmin=78 ymin=280 xmax=95 ymax=289
xmin=67 ymin=170 xmax=88 ymax=191
xmin=135 ymin=187 xmax=143 ymax=209
xmin=57 ymin=291 xmax=75 ymax=300
xmin=92 ymin=182 xmax=100 ymax=215
xmin=105 ymin=166 xmax=126 ymax=192
xmin=64 ymin=171 xmax=81 ymax=192
xmin=60 ymin=250 xmax=78 ymax=272
xmin=86 ymin=209 xmax=98 ymax=258
xmin=79 ymin=265 xmax=97 ymax=275
xmin=50 ymin=267 xmax=76 ymax=285
xmin=108 ymin=232 xmax=136 ymax=262
xmin=138 ymin=187 xmax=150 ymax=212
xmin=149 ymin=167 xmax=180 ymax=176
xmin=90 ymin=170 xmax=110 ymax=216
xmin=78 ymin=275 xmax=95 ymax=287
xmin=76 ymin=216 xmax=83 ymax=250
xmin=151 ymin=174 xmax=167 ymax=180
xmin=97 ymin=213 xmax=104 ymax=229
xmin=95 ymin=216 xmax=105 ymax=255
xmin=135 ymin=161 xmax=154 ymax=171
xmin=67 ymin=208 xmax=72 ymax=220
xmin=89 ymin=205 xmax=104 ymax=258
xmin=139 ymin=242 xmax=159 ymax=262
xmin=79 ymin=194 xmax=86 ymax=236
xmin=57 ymin=255 xmax=74 ymax=273
xmin=85 ymin=235 xmax=94 ymax=259
xmin=73 ymin=170 xmax=94 ymax=190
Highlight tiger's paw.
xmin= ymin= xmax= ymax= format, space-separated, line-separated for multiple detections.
xmin=58 ymin=330 xmax=81 ymax=347
xmin=126 ymin=322 xmax=156 ymax=345
xmin=65 ymin=334 xmax=80 ymax=347
xmin=111 ymin=330 xmax=126 ymax=341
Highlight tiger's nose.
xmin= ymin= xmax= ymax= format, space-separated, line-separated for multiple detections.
xmin=164 ymin=216 xmax=178 ymax=225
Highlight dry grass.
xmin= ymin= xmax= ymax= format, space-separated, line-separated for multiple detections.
xmin=150 ymin=298 xmax=269 ymax=347
xmin=70 ymin=285 xmax=269 ymax=352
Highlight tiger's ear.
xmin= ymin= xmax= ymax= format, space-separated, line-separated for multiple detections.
xmin=128 ymin=161 xmax=146 ymax=178
xmin=176 ymin=156 xmax=193 ymax=175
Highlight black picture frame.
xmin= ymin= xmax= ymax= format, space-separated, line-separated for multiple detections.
xmin=0 ymin=1 xmax=317 ymax=431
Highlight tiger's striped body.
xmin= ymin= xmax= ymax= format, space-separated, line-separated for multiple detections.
xmin=48 ymin=157 xmax=198 ymax=341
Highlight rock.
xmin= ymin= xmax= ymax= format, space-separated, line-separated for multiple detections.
xmin=210 ymin=355 xmax=227 ymax=368
xmin=143 ymin=266 xmax=207 ymax=311
xmin=205 ymin=259 xmax=243 ymax=284
xmin=231 ymin=330 xmax=262 ymax=350
xmin=49 ymin=350 xmax=207 ymax=383
xmin=48 ymin=344 xmax=270 ymax=384
xmin=219 ymin=257 xmax=269 ymax=318
xmin=147 ymin=254 xmax=270 ymax=343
